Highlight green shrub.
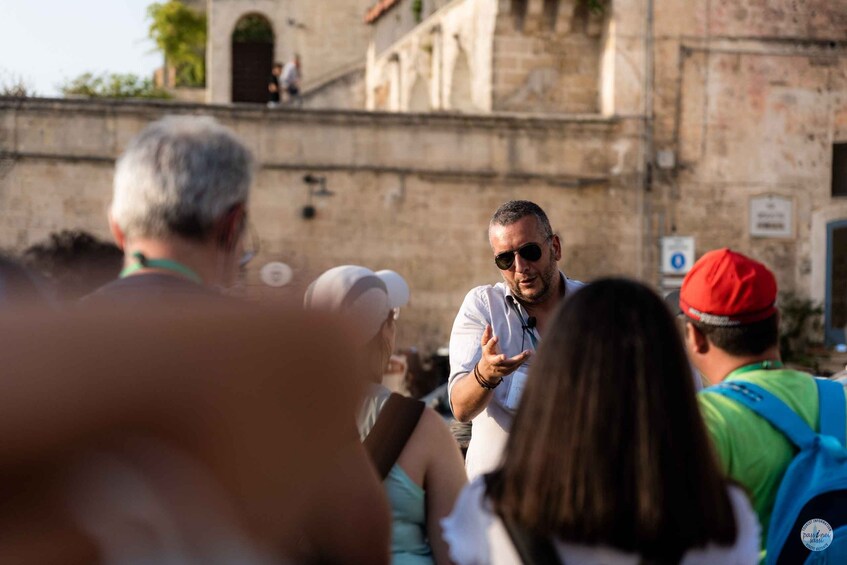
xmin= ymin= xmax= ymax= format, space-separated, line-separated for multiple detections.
xmin=147 ymin=1 xmax=207 ymax=87
xmin=779 ymin=291 xmax=824 ymax=371
xmin=61 ymin=73 xmax=172 ymax=99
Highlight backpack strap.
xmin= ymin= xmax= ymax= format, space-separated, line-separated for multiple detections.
xmin=709 ymin=381 xmax=816 ymax=450
xmin=815 ymin=378 xmax=847 ymax=446
xmin=363 ymin=393 xmax=425 ymax=480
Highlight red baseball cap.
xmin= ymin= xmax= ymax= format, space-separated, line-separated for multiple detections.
xmin=679 ymin=248 xmax=777 ymax=326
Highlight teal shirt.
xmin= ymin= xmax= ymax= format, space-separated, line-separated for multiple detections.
xmin=358 ymin=384 xmax=434 ymax=565
xmin=386 ymin=464 xmax=433 ymax=565
xmin=699 ymin=367 xmax=846 ymax=548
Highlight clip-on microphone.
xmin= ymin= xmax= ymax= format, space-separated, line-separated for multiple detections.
xmin=506 ymin=295 xmax=537 ymax=350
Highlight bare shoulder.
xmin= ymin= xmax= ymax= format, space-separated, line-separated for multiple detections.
xmin=415 ymin=406 xmax=457 ymax=444
xmin=403 ymin=406 xmax=453 ymax=454
xmin=397 ymin=406 xmax=462 ymax=486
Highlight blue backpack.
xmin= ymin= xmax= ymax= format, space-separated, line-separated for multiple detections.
xmin=711 ymin=378 xmax=847 ymax=564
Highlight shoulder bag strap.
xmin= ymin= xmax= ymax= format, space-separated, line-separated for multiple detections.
xmin=708 ymin=381 xmax=816 ymax=450
xmin=498 ymin=511 xmax=564 ymax=565
xmin=363 ymin=393 xmax=425 ymax=480
xmin=815 ymin=378 xmax=847 ymax=446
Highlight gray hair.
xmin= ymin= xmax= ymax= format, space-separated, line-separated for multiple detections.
xmin=490 ymin=200 xmax=553 ymax=239
xmin=111 ymin=116 xmax=254 ymax=241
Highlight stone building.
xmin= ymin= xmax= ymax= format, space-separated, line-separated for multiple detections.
xmin=365 ymin=0 xmax=606 ymax=114
xmin=647 ymin=0 xmax=847 ymax=347
xmin=1 ymin=0 xmax=847 ymax=348
xmin=202 ymin=0 xmax=374 ymax=104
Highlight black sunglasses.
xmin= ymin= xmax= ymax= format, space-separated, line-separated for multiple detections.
xmin=494 ymin=238 xmax=550 ymax=270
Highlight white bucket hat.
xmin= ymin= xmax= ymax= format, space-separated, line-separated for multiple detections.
xmin=304 ymin=265 xmax=410 ymax=343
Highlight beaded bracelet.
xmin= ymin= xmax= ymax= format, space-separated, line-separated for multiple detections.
xmin=473 ymin=362 xmax=503 ymax=390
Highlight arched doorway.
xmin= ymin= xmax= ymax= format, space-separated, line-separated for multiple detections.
xmin=826 ymin=219 xmax=847 ymax=345
xmin=449 ymin=51 xmax=475 ymax=112
xmin=231 ymin=13 xmax=275 ymax=103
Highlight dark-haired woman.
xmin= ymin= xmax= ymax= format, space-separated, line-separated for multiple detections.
xmin=443 ymin=278 xmax=760 ymax=564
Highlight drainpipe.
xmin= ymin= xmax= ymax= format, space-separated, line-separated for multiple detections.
xmin=643 ymin=0 xmax=655 ymax=281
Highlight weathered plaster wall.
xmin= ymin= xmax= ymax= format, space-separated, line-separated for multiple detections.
xmin=648 ymin=0 xmax=847 ymax=304
xmin=371 ymin=0 xmax=454 ymax=55
xmin=0 ymin=99 xmax=642 ymax=351
xmin=365 ymin=0 xmax=647 ymax=117
xmin=367 ymin=0 xmax=498 ymax=112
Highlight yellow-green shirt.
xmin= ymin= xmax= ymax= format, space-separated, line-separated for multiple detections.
xmin=698 ymin=368 xmax=834 ymax=546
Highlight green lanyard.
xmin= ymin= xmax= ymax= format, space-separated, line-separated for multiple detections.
xmin=119 ymin=251 xmax=203 ymax=284
xmin=728 ymin=360 xmax=784 ymax=379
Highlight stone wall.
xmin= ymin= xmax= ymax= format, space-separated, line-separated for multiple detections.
xmin=0 ymin=98 xmax=643 ymax=351
xmin=301 ymin=65 xmax=367 ymax=110
xmin=491 ymin=0 xmax=604 ymax=113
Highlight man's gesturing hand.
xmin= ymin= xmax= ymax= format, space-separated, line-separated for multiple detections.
xmin=477 ymin=324 xmax=531 ymax=381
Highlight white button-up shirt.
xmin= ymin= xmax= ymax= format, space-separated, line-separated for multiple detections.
xmin=448 ymin=273 xmax=584 ymax=478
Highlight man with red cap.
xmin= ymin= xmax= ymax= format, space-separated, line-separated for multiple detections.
xmin=682 ymin=248 xmax=842 ymax=549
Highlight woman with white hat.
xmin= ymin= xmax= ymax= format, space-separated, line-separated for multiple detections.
xmin=305 ymin=265 xmax=467 ymax=565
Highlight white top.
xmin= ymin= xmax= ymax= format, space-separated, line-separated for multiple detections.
xmin=281 ymin=61 xmax=300 ymax=87
xmin=447 ymin=273 xmax=584 ymax=479
xmin=356 ymin=382 xmax=392 ymax=441
xmin=442 ymin=477 xmax=761 ymax=565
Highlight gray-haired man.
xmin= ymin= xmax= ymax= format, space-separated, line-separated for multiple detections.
xmin=84 ymin=115 xmax=393 ymax=563
xmin=86 ymin=116 xmax=253 ymax=303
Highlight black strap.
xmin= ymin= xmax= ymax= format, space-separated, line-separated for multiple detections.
xmin=499 ymin=510 xmax=564 ymax=565
xmin=363 ymin=393 xmax=425 ymax=480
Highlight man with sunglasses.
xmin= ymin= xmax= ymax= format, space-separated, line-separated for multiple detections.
xmin=448 ymin=200 xmax=584 ymax=478
xmin=84 ymin=116 xmax=255 ymax=304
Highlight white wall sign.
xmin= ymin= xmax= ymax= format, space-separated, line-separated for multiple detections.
xmin=260 ymin=262 xmax=293 ymax=287
xmin=661 ymin=236 xmax=695 ymax=275
xmin=750 ymin=195 xmax=793 ymax=238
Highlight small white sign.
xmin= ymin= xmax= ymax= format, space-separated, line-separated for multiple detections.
xmin=661 ymin=236 xmax=695 ymax=275
xmin=801 ymin=518 xmax=833 ymax=552
xmin=661 ymin=277 xmax=684 ymax=289
xmin=750 ymin=195 xmax=793 ymax=238
xmin=260 ymin=262 xmax=293 ymax=287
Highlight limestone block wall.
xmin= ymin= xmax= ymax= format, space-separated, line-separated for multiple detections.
xmin=648 ymin=0 xmax=847 ymax=305
xmin=491 ymin=0 xmax=604 ymax=113
xmin=0 ymin=98 xmax=642 ymax=351
xmin=301 ymin=66 xmax=367 ymax=110
xmin=207 ymin=0 xmax=373 ymax=104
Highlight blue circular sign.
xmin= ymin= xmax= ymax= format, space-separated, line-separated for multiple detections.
xmin=670 ymin=252 xmax=686 ymax=270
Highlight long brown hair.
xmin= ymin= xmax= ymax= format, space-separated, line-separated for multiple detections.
xmin=363 ymin=313 xmax=395 ymax=381
xmin=486 ymin=278 xmax=736 ymax=562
